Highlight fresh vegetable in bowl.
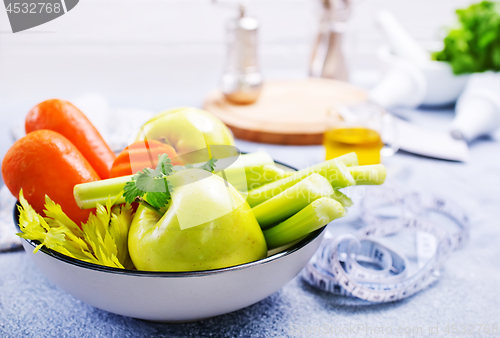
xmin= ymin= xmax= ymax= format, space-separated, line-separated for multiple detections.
xmin=5 ymin=101 xmax=391 ymax=321
xmin=2 ymin=98 xmax=122 ymax=225
xmin=10 ymin=102 xmax=387 ymax=274
xmin=134 ymin=107 xmax=235 ymax=164
xmin=14 ymin=205 xmax=327 ymax=322
xmin=128 ymin=169 xmax=268 ymax=271
xmin=17 ymin=150 xmax=382 ymax=272
xmin=110 ymin=140 xmax=183 ymax=178
xmin=25 ymin=99 xmax=116 ymax=179
xmin=73 ymin=152 xmax=287 ymax=210
xmin=16 ymin=190 xmax=134 ymax=269
xmin=2 ymin=130 xmax=100 ymax=225
xmin=432 ymin=1 xmax=500 ymax=75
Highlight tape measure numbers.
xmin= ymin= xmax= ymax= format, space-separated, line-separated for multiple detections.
xmin=303 ymin=186 xmax=469 ymax=303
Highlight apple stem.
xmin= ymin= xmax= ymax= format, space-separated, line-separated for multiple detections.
xmin=134 ymin=197 xmax=164 ymax=217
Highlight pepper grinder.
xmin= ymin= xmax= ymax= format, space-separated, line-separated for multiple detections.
xmin=220 ymin=4 xmax=263 ymax=104
xmin=309 ymin=0 xmax=350 ymax=81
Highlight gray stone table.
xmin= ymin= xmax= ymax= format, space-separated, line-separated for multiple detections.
xmin=1 ymin=106 xmax=499 ymax=337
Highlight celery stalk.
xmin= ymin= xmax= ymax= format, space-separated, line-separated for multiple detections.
xmin=216 ymin=152 xmax=277 ymax=191
xmin=272 ymin=152 xmax=358 ymax=182
xmin=335 ymin=152 xmax=359 ymax=167
xmin=330 ymin=189 xmax=353 ymax=208
xmin=237 ymin=151 xmax=274 ymax=168
xmin=247 ymin=164 xmax=292 ymax=190
xmin=74 ymin=152 xmax=277 ymax=209
xmin=252 ymin=173 xmax=334 ymax=228
xmin=263 ymin=197 xmax=345 ymax=249
xmin=349 ymin=164 xmax=387 ymax=185
xmin=247 ymin=158 xmax=355 ymax=207
xmin=74 ymin=175 xmax=130 ymax=209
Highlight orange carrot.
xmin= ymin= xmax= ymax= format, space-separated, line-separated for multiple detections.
xmin=2 ymin=130 xmax=100 ymax=226
xmin=110 ymin=140 xmax=182 ymax=178
xmin=25 ymin=99 xmax=115 ymax=179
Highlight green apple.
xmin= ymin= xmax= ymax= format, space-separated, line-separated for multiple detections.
xmin=128 ymin=168 xmax=267 ymax=271
xmin=135 ymin=107 xmax=234 ymax=164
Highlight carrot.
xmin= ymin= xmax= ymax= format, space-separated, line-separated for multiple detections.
xmin=110 ymin=140 xmax=182 ymax=178
xmin=1 ymin=130 xmax=100 ymax=226
xmin=25 ymin=99 xmax=115 ymax=179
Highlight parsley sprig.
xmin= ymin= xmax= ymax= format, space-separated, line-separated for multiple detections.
xmin=199 ymin=157 xmax=218 ymax=173
xmin=123 ymin=153 xmax=217 ymax=215
xmin=433 ymin=1 xmax=500 ymax=74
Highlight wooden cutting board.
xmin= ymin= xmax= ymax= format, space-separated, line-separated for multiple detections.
xmin=203 ymin=78 xmax=367 ymax=145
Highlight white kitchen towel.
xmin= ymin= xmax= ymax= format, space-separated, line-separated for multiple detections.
xmin=0 ymin=185 xmax=21 ymax=252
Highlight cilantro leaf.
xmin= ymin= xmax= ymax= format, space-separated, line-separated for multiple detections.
xmin=199 ymin=158 xmax=218 ymax=173
xmin=122 ymin=153 xmax=174 ymax=209
xmin=135 ymin=169 xmax=165 ymax=192
xmin=123 ymin=179 xmax=145 ymax=204
xmin=145 ymin=191 xmax=171 ymax=210
xmin=155 ymin=153 xmax=173 ymax=176
xmin=122 ymin=153 xmax=218 ymax=211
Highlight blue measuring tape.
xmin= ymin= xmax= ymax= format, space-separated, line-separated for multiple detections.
xmin=303 ymin=186 xmax=470 ymax=303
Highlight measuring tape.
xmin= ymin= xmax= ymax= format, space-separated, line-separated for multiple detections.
xmin=303 ymin=186 xmax=470 ymax=303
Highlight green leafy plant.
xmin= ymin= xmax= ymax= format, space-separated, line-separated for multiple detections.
xmin=123 ymin=154 xmax=217 ymax=215
xmin=432 ymin=1 xmax=500 ymax=74
xmin=17 ymin=190 xmax=135 ymax=269
xmin=123 ymin=154 xmax=174 ymax=214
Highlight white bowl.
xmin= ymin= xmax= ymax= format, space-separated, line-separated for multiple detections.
xmin=14 ymin=162 xmax=326 ymax=322
xmin=377 ymin=45 xmax=470 ymax=107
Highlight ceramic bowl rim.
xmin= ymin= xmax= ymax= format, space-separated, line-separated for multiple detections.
xmin=14 ymin=159 xmax=326 ymax=278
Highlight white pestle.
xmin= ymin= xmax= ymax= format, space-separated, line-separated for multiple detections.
xmin=451 ymin=72 xmax=500 ymax=142
xmin=375 ymin=10 xmax=429 ymax=64
xmin=368 ymin=60 xmax=427 ymax=109
xmin=370 ymin=11 xmax=470 ymax=109
xmin=371 ymin=11 xmax=464 ymax=109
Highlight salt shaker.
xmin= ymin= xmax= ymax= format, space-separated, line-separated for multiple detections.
xmin=221 ymin=5 xmax=263 ymax=104
xmin=309 ymin=0 xmax=350 ymax=81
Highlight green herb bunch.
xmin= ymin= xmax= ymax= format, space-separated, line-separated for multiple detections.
xmin=123 ymin=154 xmax=217 ymax=215
xmin=433 ymin=1 xmax=500 ymax=74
